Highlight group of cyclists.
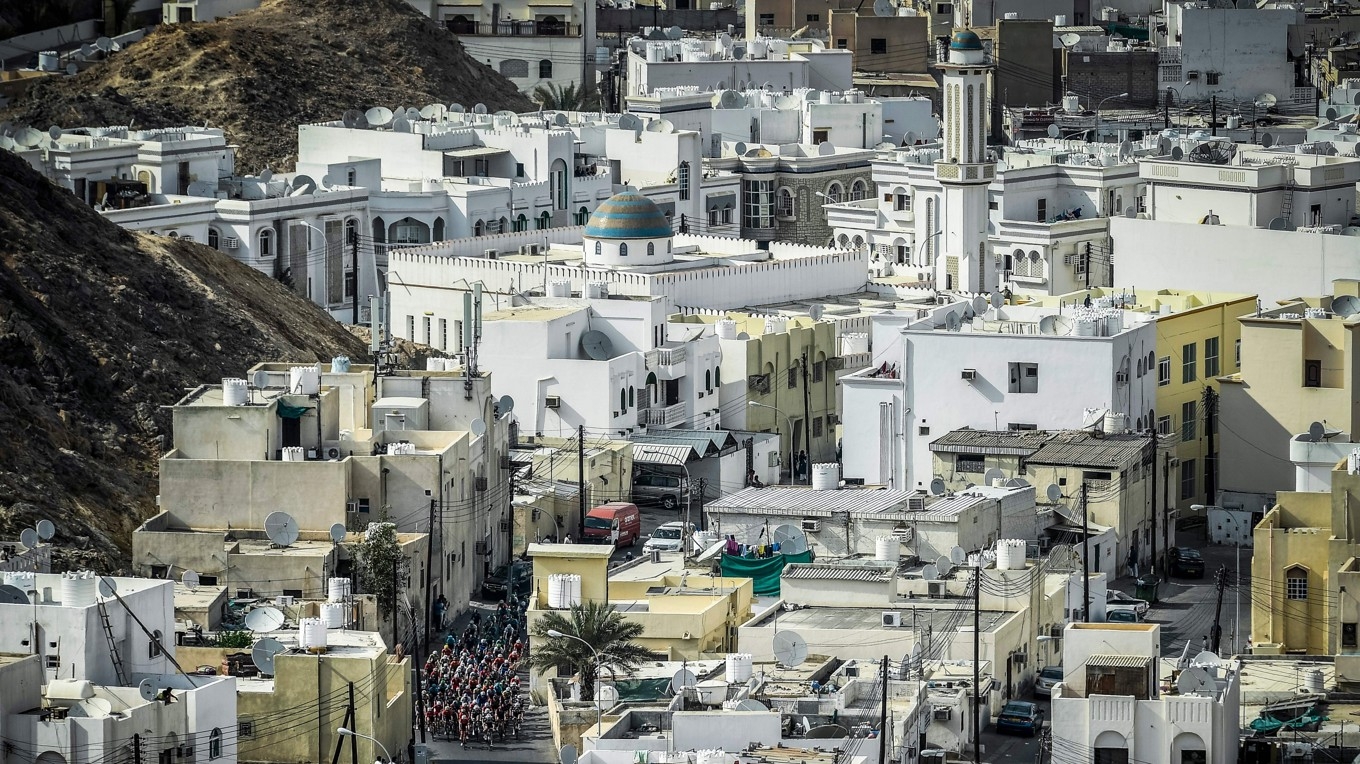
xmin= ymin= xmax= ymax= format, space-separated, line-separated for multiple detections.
xmin=421 ymin=596 xmax=529 ymax=749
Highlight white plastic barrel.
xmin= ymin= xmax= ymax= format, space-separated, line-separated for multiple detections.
xmin=1103 ymin=412 xmax=1127 ymax=434
xmin=222 ymin=378 xmax=248 ymax=406
xmin=321 ymin=601 xmax=347 ymax=628
xmin=1306 ymin=669 xmax=1325 ymax=693
xmin=875 ymin=536 xmax=901 ymax=564
xmin=996 ymin=539 xmax=1027 ymax=571
xmin=332 ymin=356 xmax=351 ymax=373
xmin=300 ymin=617 xmax=328 ymax=650
xmin=281 ymin=446 xmax=305 ymax=462
xmin=725 ymin=653 xmax=754 ymax=683
xmin=327 ymin=577 xmax=352 ymax=603
xmin=289 ymin=365 xmax=321 ymax=395
xmin=548 ymin=279 xmax=572 ymax=297
xmin=811 ymin=463 xmax=840 ymax=490
xmin=715 ymin=318 xmax=738 ymax=339
xmin=61 ymin=571 xmax=97 ymax=607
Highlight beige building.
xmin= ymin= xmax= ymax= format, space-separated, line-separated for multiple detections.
xmin=1220 ymin=280 xmax=1360 ymax=511
xmin=828 ymin=10 xmax=930 ymax=75
xmin=510 ymin=434 xmax=635 ymax=552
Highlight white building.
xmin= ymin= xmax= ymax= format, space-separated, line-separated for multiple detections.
xmin=840 ymin=299 xmax=1157 ymax=491
xmin=625 ymin=34 xmax=853 ymax=99
xmin=433 ymin=0 xmax=597 ymax=94
xmin=1159 ymin=4 xmax=1303 ymax=106
xmin=1051 ymin=622 xmax=1241 ymax=764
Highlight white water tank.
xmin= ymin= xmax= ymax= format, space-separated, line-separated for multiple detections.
xmin=1054 ymin=13 xmax=1068 ymax=25
xmin=61 ymin=571 xmax=98 ymax=607
xmin=328 ymin=577 xmax=352 ymax=602
xmin=749 ymin=39 xmax=767 ymax=59
xmin=5 ymin=572 xmax=34 ymax=590
xmin=996 ymin=539 xmax=1027 ymax=570
xmin=1063 ymin=94 xmax=1082 ymax=113
xmin=38 ymin=51 xmax=59 ymax=72
xmin=811 ymin=463 xmax=840 ymax=490
xmin=548 ymin=573 xmax=582 ymax=608
xmin=332 ymin=356 xmax=352 ymax=373
xmin=585 ymin=280 xmax=609 ymax=299
xmin=549 ymin=279 xmax=573 ymax=297
xmin=222 ymin=378 xmax=249 ymax=406
xmin=647 ymin=43 xmax=664 ymax=63
xmin=1103 ymin=412 xmax=1127 ymax=434
xmin=281 ymin=446 xmax=305 ymax=462
xmin=1104 ymin=312 xmax=1122 ymax=337
xmin=725 ymin=652 xmax=754 ymax=682
xmin=1075 ymin=318 xmax=1099 ymax=336
xmin=300 ymin=617 xmax=328 ymax=650
xmin=768 ymin=39 xmax=788 ymax=59
xmin=715 ymin=318 xmax=738 ymax=339
xmin=875 ymin=536 xmax=901 ymax=564
xmin=321 ymin=602 xmax=347 ymax=628
xmin=289 ymin=365 xmax=321 ymax=395
xmin=1306 ymin=669 xmax=1325 ymax=693
xmin=763 ymin=316 xmax=788 ymax=334
xmin=820 ymin=90 xmax=833 ymax=105
xmin=841 ymin=332 xmax=870 ymax=354
xmin=695 ymin=679 xmax=728 ymax=705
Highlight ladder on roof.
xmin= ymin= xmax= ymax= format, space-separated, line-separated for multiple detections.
xmin=1280 ymin=156 xmax=1297 ymax=225
xmin=96 ymin=598 xmax=128 ymax=685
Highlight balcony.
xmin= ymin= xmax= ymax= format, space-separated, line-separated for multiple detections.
xmin=445 ymin=19 xmax=581 ymax=37
xmin=642 ymin=401 xmax=689 ymax=428
xmin=645 ymin=346 xmax=687 ymax=378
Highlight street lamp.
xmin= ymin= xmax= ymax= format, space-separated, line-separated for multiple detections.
xmin=1093 ymin=92 xmax=1129 ymax=144
xmin=638 ymin=448 xmax=694 ymax=556
xmin=546 ymin=629 xmax=604 ymax=737
xmin=336 ymin=727 xmax=391 ymax=764
xmin=1163 ymin=87 xmax=1184 ymax=130
xmin=748 ymin=401 xmax=798 ymax=483
xmin=916 ymin=229 xmax=944 ymax=271
xmin=1194 ymin=504 xmax=1249 ymax=654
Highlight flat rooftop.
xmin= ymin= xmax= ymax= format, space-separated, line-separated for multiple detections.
xmin=235 ymin=629 xmax=390 ymax=692
xmin=747 ymin=605 xmax=1011 ymax=633
xmin=527 ymin=542 xmax=616 ymax=559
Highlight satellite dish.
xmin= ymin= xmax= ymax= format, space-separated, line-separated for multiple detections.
xmin=929 ymin=478 xmax=946 ymax=496
xmin=471 ymin=418 xmax=488 ymax=437
xmin=560 ymin=745 xmax=579 ymax=764
xmin=1047 ymin=123 xmax=1061 ymax=139
xmin=618 ymin=113 xmax=640 ymax=130
xmin=1191 ymin=650 xmax=1225 ymax=668
xmin=666 ymin=25 xmax=683 ymax=40
xmin=1267 ymin=217 xmax=1289 ymax=231
xmin=945 ymin=313 xmax=962 ymax=332
xmin=1005 ymin=477 xmax=1031 ymax=488
xmin=418 ymin=103 xmax=445 ymax=121
xmin=405 ymin=107 xmax=422 ymax=120
xmin=983 ymin=468 xmax=1005 ymax=485
xmin=72 ymin=698 xmax=112 ymax=718
xmin=1257 ymin=92 xmax=1278 ymax=109
xmin=554 ymin=113 xmax=568 ymax=127
xmin=182 ymin=570 xmax=201 ymax=591
xmin=771 ymin=524 xmax=809 ymax=556
xmin=734 ymin=699 xmax=767 ymax=711
xmin=80 ymin=44 xmax=95 ymax=57
xmin=365 ymin=107 xmax=394 ymax=127
xmin=245 ymin=606 xmax=286 ymax=633
xmin=670 ymin=668 xmax=698 ymax=693
xmin=251 ymin=637 xmax=287 ymax=676
xmin=1118 ymin=140 xmax=1132 ymax=161
xmin=342 ymin=110 xmax=363 ymax=128
xmin=474 ymin=103 xmax=488 ymax=114
xmin=873 ymin=0 xmax=895 ymax=16
xmin=1059 ymin=32 xmax=1082 ymax=48
xmin=95 ymin=37 xmax=113 ymax=52
xmin=1333 ymin=294 xmax=1360 ymax=317
xmin=971 ymin=296 xmax=988 ymax=315
xmin=806 ymin=724 xmax=850 ymax=739
xmin=330 ymin=523 xmax=347 ymax=543
xmin=1046 ymin=484 xmax=1063 ymax=503
xmin=990 ymin=291 xmax=1004 ymax=309
xmin=391 ymin=116 xmax=412 ymax=133
xmin=1309 ymin=421 xmax=1327 ymax=442
xmin=580 ymin=330 xmax=616 ymax=360
xmin=645 ymin=118 xmax=665 ymax=133
xmin=321 ymin=175 xmax=335 ymax=189
xmin=719 ymin=90 xmax=744 ymax=109
xmin=1171 ymin=146 xmax=1184 ymax=160
xmin=291 ymin=174 xmax=316 ymax=194
xmin=499 ymin=394 xmax=516 ymax=414
xmin=1261 ymin=132 xmax=1275 ymax=148
xmin=65 ymin=63 xmax=77 ymax=75
xmin=774 ymin=95 xmax=798 ymax=111
xmin=950 ymin=546 xmax=966 ymax=565
xmin=449 ymin=103 xmax=466 ymax=114
xmin=936 ymin=555 xmax=953 ymax=574
xmin=809 ymin=304 xmax=824 ymax=321
xmin=250 ymin=369 xmax=269 ymax=389
xmin=1328 ymin=106 xmax=1340 ymax=120
xmin=138 ymin=679 xmax=159 ymax=702
xmin=0 ymin=585 xmax=28 ymax=604
xmin=98 ymin=577 xmax=117 ymax=598
xmin=817 ymin=142 xmax=836 ymax=156
xmin=772 ymin=630 xmax=809 ymax=668
xmin=734 ymin=141 xmax=748 ymax=155
xmin=595 ymin=684 xmax=619 ymax=709
xmin=1176 ymin=666 xmax=1216 ymax=695
xmin=1343 ymin=227 xmax=1360 ymax=238
xmin=921 ymin=564 xmax=939 ymax=581
xmin=0 ymin=136 xmax=13 ymax=151
xmin=259 ymin=168 xmax=273 ymax=184
xmin=264 ymin=511 xmax=300 ymax=547
xmin=14 ymin=128 xmax=43 ymax=148
xmin=19 ymin=529 xmax=39 ymax=549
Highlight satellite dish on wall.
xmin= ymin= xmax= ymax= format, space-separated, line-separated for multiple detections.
xmin=772 ymin=630 xmax=809 ymax=668
xmin=808 ymin=304 xmax=824 ymax=321
xmin=330 ymin=523 xmax=348 ymax=543
xmin=1047 ymin=123 xmax=1061 ymax=139
xmin=137 ymin=679 xmax=159 ymax=702
xmin=471 ymin=418 xmax=488 ymax=437
xmin=618 ymin=113 xmax=641 ymax=130
xmin=734 ymin=699 xmax=767 ymax=711
xmin=265 ymin=511 xmax=300 ymax=547
xmin=935 ymin=555 xmax=953 ymax=575
xmin=945 ymin=313 xmax=962 ymax=332
xmin=182 ymin=570 xmax=201 ymax=591
xmin=36 ymin=519 xmax=55 ymax=540
xmin=670 ymin=668 xmax=698 ymax=693
xmin=251 ymin=637 xmax=287 ymax=676
xmin=291 ymin=175 xmax=316 ymax=194
xmin=391 ymin=116 xmax=412 ymax=133
xmin=1171 ymin=146 xmax=1184 ymax=160
xmin=0 ymin=585 xmax=27 ymax=604
xmin=1327 ymin=106 xmax=1340 ymax=120
xmin=259 ymin=169 xmax=274 ymax=184
xmin=734 ymin=141 xmax=748 ymax=156
xmin=983 ymin=468 xmax=1005 ymax=485
xmin=817 ymin=142 xmax=836 ymax=156
xmin=245 ymin=606 xmax=286 ymax=633
xmin=1333 ymin=294 xmax=1360 ymax=316
xmin=1309 ymin=421 xmax=1327 ymax=442
xmin=499 ymin=394 xmax=516 ymax=414
xmin=580 ymin=330 xmax=616 ymax=360
xmin=990 ymin=291 xmax=1004 ymax=309
xmin=1046 ymin=484 xmax=1063 ymax=503
xmin=1260 ymin=132 xmax=1275 ymax=148
xmin=98 ymin=577 xmax=117 ymax=598
xmin=873 ymin=0 xmax=895 ymax=16
xmin=1267 ymin=217 xmax=1289 ymax=231
xmin=474 ymin=103 xmax=488 ymax=114
xmin=771 ymin=524 xmax=809 ymax=556
xmin=929 ymin=478 xmax=946 ymax=496
xmin=971 ymin=296 xmax=988 ymax=315
xmin=449 ymin=103 xmax=466 ymax=114
xmin=1059 ymin=32 xmax=1082 ymax=48
xmin=1176 ymin=666 xmax=1216 ymax=695
xmin=19 ymin=529 xmax=39 ymax=549
xmin=1257 ymin=92 xmax=1278 ymax=109
xmin=342 ymin=110 xmax=364 ymax=128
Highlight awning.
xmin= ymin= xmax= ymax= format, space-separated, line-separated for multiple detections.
xmin=444 ymin=146 xmax=510 ymax=159
xmin=706 ymin=193 xmax=736 ymax=210
xmin=631 ymin=443 xmax=697 ymax=464
xmin=276 ymin=403 xmax=312 ymax=419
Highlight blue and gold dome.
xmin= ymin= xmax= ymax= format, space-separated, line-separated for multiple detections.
xmin=950 ymin=29 xmax=983 ymax=51
xmin=584 ymin=190 xmax=673 ymax=240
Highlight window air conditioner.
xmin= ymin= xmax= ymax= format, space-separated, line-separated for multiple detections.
xmin=962 ymin=369 xmax=977 ymax=380
xmin=933 ymin=706 xmax=952 ymax=721
xmin=827 ymin=414 xmax=841 ymax=425
xmin=224 ymin=237 xmax=239 ymax=249
xmin=801 ymin=519 xmax=820 ymax=532
xmin=545 ymin=395 xmax=562 ymax=409
xmin=882 ymin=611 xmax=902 ymax=628
xmin=928 ymin=581 xmax=946 ymax=598
xmin=827 ymin=357 xmax=846 ymax=370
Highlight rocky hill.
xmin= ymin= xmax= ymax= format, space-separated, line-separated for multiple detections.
xmin=0 ymin=148 xmax=368 ymax=570
xmin=1 ymin=0 xmax=533 ymax=171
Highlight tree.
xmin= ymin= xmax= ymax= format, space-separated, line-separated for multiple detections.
xmin=526 ymin=601 xmax=653 ymax=700
xmin=530 ymin=81 xmax=602 ymax=112
xmin=349 ymin=521 xmax=406 ymax=624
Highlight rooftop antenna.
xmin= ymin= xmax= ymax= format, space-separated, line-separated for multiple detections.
xmin=470 ymin=418 xmax=487 ymax=437
xmin=137 ymin=679 xmax=159 ymax=703
xmin=670 ymin=666 xmax=698 ymax=694
xmin=498 ymin=395 xmax=516 ymax=418
xmin=922 ymin=563 xmax=939 ymax=580
xmin=1309 ymin=421 xmax=1327 ymax=442
xmin=1046 ymin=484 xmax=1063 ymax=503
xmin=772 ymin=630 xmax=809 ymax=668
xmin=580 ymin=330 xmax=615 ymax=360
xmin=244 ymin=606 xmax=286 ymax=633
xmin=182 ymin=570 xmax=200 ymax=591
xmin=265 ymin=511 xmax=300 ymax=547
xmin=1333 ymin=294 xmax=1360 ymax=317
xmin=950 ymin=546 xmax=966 ymax=566
xmin=251 ymin=637 xmax=287 ymax=677
xmin=329 ymin=522 xmax=347 ymax=544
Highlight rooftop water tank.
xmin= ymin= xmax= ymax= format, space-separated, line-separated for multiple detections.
xmin=332 ymin=356 xmax=352 ymax=373
xmin=328 ymin=577 xmax=352 ymax=603
xmin=549 ymin=279 xmax=573 ymax=297
xmin=222 ymin=378 xmax=249 ymax=407
xmin=281 ymin=446 xmax=305 ymax=462
xmin=289 ymin=365 xmax=321 ymax=395
xmin=811 ymin=463 xmax=840 ymax=490
xmin=548 ymin=573 xmax=582 ymax=608
xmin=715 ymin=318 xmax=738 ymax=339
xmin=875 ymin=536 xmax=901 ymax=564
xmin=61 ymin=571 xmax=98 ymax=607
xmin=996 ymin=539 xmax=1027 ymax=570
xmin=726 ymin=653 xmax=754 ymax=682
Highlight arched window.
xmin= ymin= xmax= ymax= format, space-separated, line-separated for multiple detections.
xmin=594 ymin=241 xmax=602 ymax=256
xmin=433 ymin=217 xmax=445 ymax=241
xmin=1029 ymin=250 xmax=1042 ymax=277
xmin=371 ymin=216 xmax=386 ymax=247
xmin=714 ymin=367 xmax=721 ymax=387
xmin=575 ymin=206 xmax=589 ymax=225
xmin=499 ymin=59 xmax=529 ymax=78
xmin=1287 ymin=566 xmax=1309 ymax=600
xmin=851 ymin=179 xmax=868 ymax=200
xmin=497 ymin=217 xmax=508 ymax=234
xmin=150 ymin=629 xmax=163 ymax=659
xmin=539 ymin=59 xmax=553 ymax=79
xmin=776 ymin=187 xmax=794 ymax=218
xmin=628 ymin=387 xmax=635 ymax=408
xmin=620 ymin=388 xmax=627 ymax=414
xmin=346 ymin=166 xmax=357 ymax=186
xmin=473 ymin=219 xmax=484 ymax=236
xmin=705 ymin=369 xmax=712 ymax=392
xmin=826 ymin=182 xmax=844 ymax=203
xmin=389 ymin=217 xmax=431 ymax=244
xmin=257 ymin=229 xmax=274 ymax=257
xmin=345 ymin=217 xmax=358 ymax=248
xmin=677 ymin=161 xmax=691 ymax=201
xmin=1011 ymin=248 xmax=1026 ymax=276
xmin=515 ymin=214 xmax=528 ymax=232
xmin=209 ymin=729 xmax=222 ymax=760
xmin=207 ymin=227 xmax=220 ymax=250
xmin=620 ymin=242 xmax=629 ymax=257
xmin=647 ymin=242 xmax=655 ymax=256
xmin=537 ymin=211 xmax=551 ymax=230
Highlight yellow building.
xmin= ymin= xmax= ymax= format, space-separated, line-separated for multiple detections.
xmin=1030 ymin=287 xmax=1256 ymax=510
xmin=671 ymin=312 xmax=839 ymax=471
xmin=1219 ymin=280 xmax=1360 ymax=510
xmin=1250 ymin=458 xmax=1360 ymax=656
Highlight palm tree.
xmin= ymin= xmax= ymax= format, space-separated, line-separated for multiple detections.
xmin=526 ymin=601 xmax=652 ymax=700
xmin=531 ymin=81 xmax=603 ymax=112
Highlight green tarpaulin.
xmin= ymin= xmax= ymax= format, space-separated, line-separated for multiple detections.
xmin=720 ymin=550 xmax=814 ymax=597
xmin=276 ymin=403 xmax=312 ymax=419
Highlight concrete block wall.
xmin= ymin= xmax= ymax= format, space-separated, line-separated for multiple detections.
xmin=1065 ymin=51 xmax=1160 ymax=107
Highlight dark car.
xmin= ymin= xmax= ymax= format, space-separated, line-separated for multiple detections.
xmin=996 ymin=700 xmax=1043 ymax=737
xmin=1169 ymin=546 xmax=1206 ymax=578
xmin=481 ymin=559 xmax=532 ymax=600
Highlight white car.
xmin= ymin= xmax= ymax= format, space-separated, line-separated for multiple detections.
xmin=1106 ymin=589 xmax=1151 ymax=618
xmin=643 ymin=522 xmax=695 ymax=553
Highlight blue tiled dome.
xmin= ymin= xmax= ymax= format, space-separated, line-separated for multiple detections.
xmin=584 ymin=190 xmax=673 ymax=240
xmin=950 ymin=29 xmax=983 ymax=51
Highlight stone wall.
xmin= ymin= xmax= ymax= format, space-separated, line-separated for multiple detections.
xmin=776 ymin=167 xmax=875 ymax=247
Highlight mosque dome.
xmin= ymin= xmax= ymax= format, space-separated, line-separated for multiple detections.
xmin=949 ymin=30 xmax=983 ymax=51
xmin=583 ymin=190 xmax=673 ymax=240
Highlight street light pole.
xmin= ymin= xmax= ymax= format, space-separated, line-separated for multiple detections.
xmin=639 ymin=449 xmax=694 ymax=556
xmin=1094 ymin=92 xmax=1129 ymax=144
xmin=547 ymin=629 xmax=604 ymax=737
xmin=916 ymin=228 xmax=944 ymax=271
xmin=748 ymin=401 xmax=798 ymax=484
xmin=337 ymin=726 xmax=391 ymax=763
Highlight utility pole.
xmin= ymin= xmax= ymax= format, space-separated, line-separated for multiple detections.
xmin=133 ymin=733 xmax=143 ymax=764
xmin=1210 ymin=565 xmax=1228 ymax=653
xmin=1163 ymin=453 xmax=1172 ymax=566
xmin=577 ymin=424 xmax=586 ymax=540
xmin=972 ymin=566 xmax=981 ymax=764
xmin=391 ymin=555 xmax=400 ymax=652
xmin=1083 ymin=241 xmax=1092 ymax=290
xmin=350 ymin=226 xmax=360 ymax=325
xmin=879 ymin=654 xmax=889 ymax=764
xmin=800 ymin=351 xmax=812 ymax=466
xmin=1203 ymin=387 xmax=1218 ymax=504
xmin=1081 ymin=481 xmax=1090 ymax=623
xmin=417 ymin=496 xmax=435 ymax=744
xmin=1211 ymin=94 xmax=1218 ymax=137
xmin=1149 ymin=419 xmax=1159 ymax=579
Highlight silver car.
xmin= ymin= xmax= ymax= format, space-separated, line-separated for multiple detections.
xmin=1106 ymin=589 xmax=1151 ymax=618
xmin=632 ymin=473 xmax=689 ymax=510
xmin=1034 ymin=665 xmax=1063 ymax=698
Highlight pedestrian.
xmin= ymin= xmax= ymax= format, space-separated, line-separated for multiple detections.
xmin=796 ymin=450 xmax=808 ymax=482
xmin=564 ymin=534 xmax=573 ymax=544
xmin=1201 ymin=635 xmax=1209 ymax=652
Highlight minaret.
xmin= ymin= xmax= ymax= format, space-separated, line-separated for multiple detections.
xmin=934 ymin=29 xmax=996 ymax=293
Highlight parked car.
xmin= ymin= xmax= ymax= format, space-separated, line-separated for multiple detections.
xmin=643 ymin=521 xmax=696 ymax=554
xmin=1106 ymin=590 xmax=1151 ymax=618
xmin=1107 ymin=608 xmax=1143 ymax=623
xmin=1034 ymin=665 xmax=1063 ymax=698
xmin=1169 ymin=546 xmax=1206 ymax=578
xmin=481 ymin=559 xmax=532 ymax=600
xmin=996 ymin=700 xmax=1043 ymax=736
xmin=632 ymin=472 xmax=689 ymax=510
xmin=582 ymin=502 xmax=641 ymax=548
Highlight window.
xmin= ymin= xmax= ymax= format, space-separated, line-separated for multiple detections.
xmin=238 ymin=720 xmax=255 ymax=739
xmin=1180 ymin=458 xmax=1196 ymax=500
xmin=812 ymin=128 xmax=829 ymax=144
xmin=620 ymin=242 xmax=629 ymax=257
xmin=677 ymin=161 xmax=690 ymax=201
xmin=514 ymin=214 xmax=528 ymax=232
xmin=475 ymin=158 xmax=490 ymax=177
xmin=936 ymin=2 xmax=953 ymax=12
xmin=813 ymin=360 xmax=825 ymax=382
xmin=851 ymin=179 xmax=868 ymax=200
xmin=836 ymin=38 xmax=848 ymax=49
xmin=574 ymin=206 xmax=589 ymax=225
xmin=989 ymin=199 xmax=999 ymax=210
xmin=742 ymin=179 xmax=774 ymax=230
xmin=1287 ymin=567 xmax=1308 ymax=600
xmin=150 ymin=565 xmax=169 ymax=579
xmin=705 ymin=370 xmax=712 ymax=392
xmin=1182 ymin=342 xmax=1197 ymax=383
xmin=406 ymin=315 xmax=415 ymax=340
xmin=813 ymin=417 xmax=824 ymax=437
xmin=1008 ymin=422 xmax=1038 ymax=431
xmin=150 ymin=629 xmax=164 ymax=659
xmin=956 ymin=453 xmax=985 ymax=473
xmin=1182 ymin=400 xmax=1197 ymax=442
xmin=647 ymin=242 xmax=655 ymax=256
xmin=826 ymin=182 xmax=844 ymax=203
xmin=721 ymin=205 xmax=733 ymax=224
xmin=776 ymin=187 xmax=794 ymax=218
xmin=438 ymin=319 xmax=447 ymax=350
xmin=422 ymin=316 xmax=431 ymax=345
xmin=1008 ymin=362 xmax=1038 ymax=393
xmin=515 ymin=162 xmax=525 ymax=178
xmin=208 ymin=228 xmax=220 ymax=250
xmin=806 ymin=12 xmax=820 ymax=20
xmin=346 ymin=167 xmax=357 ymax=185
xmin=894 ymin=192 xmax=911 ymax=211
xmin=539 ymin=59 xmax=552 ymax=79
xmin=594 ymin=241 xmax=602 ymax=257
xmin=1157 ymin=356 xmax=1171 ymax=386
xmin=919 ymin=426 xmax=931 ymax=436
xmin=759 ymin=12 xmax=774 ymax=24
xmin=499 ymin=58 xmax=529 ymax=78
xmin=870 ymin=38 xmax=887 ymax=54
xmin=619 ymin=388 xmax=627 ymax=414
xmin=1095 ymin=749 xmax=1129 ymax=764
xmin=1305 ymin=359 xmax=1322 ymax=388
xmin=1234 ymin=338 xmax=1241 ymax=368
xmin=283 ymin=588 xmax=303 ymax=598
xmin=788 ymin=365 xmax=798 ymax=388
xmin=1037 ymin=198 xmax=1047 ymax=222
xmin=1158 ymin=415 xmax=1171 ymax=435
xmin=1206 ymin=71 xmax=1220 ymax=86
xmin=538 ymin=211 xmax=551 ymax=230
xmin=257 ymin=228 xmax=274 ymax=257
xmin=1204 ymin=336 xmax=1219 ymax=377
xmin=209 ymin=729 xmax=222 ymax=760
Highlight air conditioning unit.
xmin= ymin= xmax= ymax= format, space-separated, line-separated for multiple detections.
xmin=499 ymin=519 xmax=511 ymax=532
xmin=827 ymin=356 xmax=846 ymax=370
xmin=961 ymin=369 xmax=977 ymax=380
xmin=801 ymin=519 xmax=821 ymax=532
xmin=177 ymin=745 xmax=194 ymax=758
xmin=236 ymin=588 xmax=254 ymax=599
xmin=927 ymin=581 xmax=946 ymax=598
xmin=530 ymin=244 xmax=545 ymax=256
xmin=1285 ymin=743 xmax=1313 ymax=758
xmin=827 ymin=414 xmax=841 ymax=425
xmin=485 ymin=249 xmax=499 ymax=259
xmin=224 ymin=237 xmax=239 ymax=249
xmin=322 ymin=441 xmax=343 ymax=460
xmin=545 ymin=395 xmax=562 ymax=409
xmin=882 ymin=611 xmax=902 ymax=627
xmin=277 ymin=595 xmax=295 ymax=606
xmin=474 ymin=541 xmax=489 ymax=555
xmin=908 ymin=495 xmax=927 ymax=511
xmin=933 ymin=706 xmax=952 ymax=721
